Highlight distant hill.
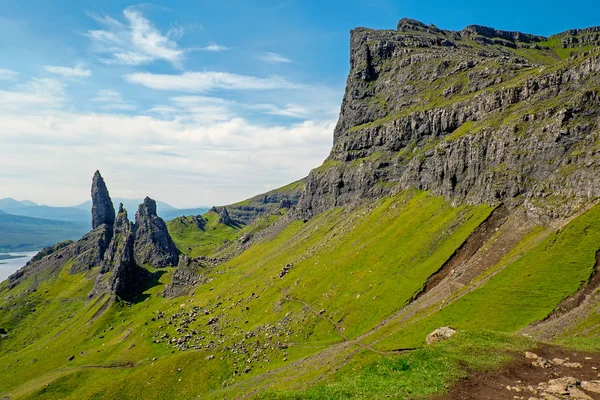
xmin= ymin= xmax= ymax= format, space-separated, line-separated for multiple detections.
xmin=0 ymin=198 xmax=209 ymax=224
xmin=0 ymin=198 xmax=33 ymax=210
xmin=0 ymin=212 xmax=88 ymax=252
xmin=75 ymin=198 xmax=209 ymax=221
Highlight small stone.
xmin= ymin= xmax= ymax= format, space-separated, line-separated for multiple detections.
xmin=564 ymin=362 xmax=583 ymax=368
xmin=68 ymin=355 xmax=75 ymax=362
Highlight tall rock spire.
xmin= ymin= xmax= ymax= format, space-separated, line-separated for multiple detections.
xmin=91 ymin=171 xmax=115 ymax=229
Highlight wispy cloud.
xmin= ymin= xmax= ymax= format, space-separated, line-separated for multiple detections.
xmin=0 ymin=69 xmax=18 ymax=80
xmin=0 ymin=110 xmax=334 ymax=206
xmin=258 ymin=52 xmax=292 ymax=63
xmin=124 ymin=71 xmax=304 ymax=92
xmin=199 ymin=42 xmax=228 ymax=52
xmin=91 ymin=89 xmax=137 ymax=111
xmin=86 ymin=7 xmax=188 ymax=67
xmin=148 ymin=96 xmax=233 ymax=122
xmin=44 ymin=64 xmax=92 ymax=77
xmin=0 ymin=78 xmax=66 ymax=113
xmin=247 ymin=103 xmax=309 ymax=118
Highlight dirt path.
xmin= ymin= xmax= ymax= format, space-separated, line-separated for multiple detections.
xmin=437 ymin=346 xmax=600 ymax=400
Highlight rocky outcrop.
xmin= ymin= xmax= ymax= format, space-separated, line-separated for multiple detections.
xmin=27 ymin=240 xmax=73 ymax=264
xmin=224 ymin=180 xmax=306 ymax=224
xmin=91 ymin=204 xmax=149 ymax=299
xmin=9 ymin=173 xmax=181 ymax=300
xmin=91 ymin=171 xmax=115 ymax=229
xmin=163 ymin=255 xmax=210 ymax=297
xmin=69 ymin=225 xmax=112 ymax=273
xmin=218 ymin=207 xmax=233 ymax=225
xmin=297 ymin=19 xmax=600 ymax=220
xmin=134 ymin=197 xmax=179 ymax=268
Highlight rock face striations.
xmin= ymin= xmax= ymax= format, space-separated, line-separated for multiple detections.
xmin=134 ymin=197 xmax=179 ymax=268
xmin=298 ymin=19 xmax=600 ymax=220
xmin=9 ymin=172 xmax=180 ymax=300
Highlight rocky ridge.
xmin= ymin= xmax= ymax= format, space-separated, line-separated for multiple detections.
xmin=9 ymin=172 xmax=180 ymax=300
xmin=297 ymin=19 xmax=600 ymax=220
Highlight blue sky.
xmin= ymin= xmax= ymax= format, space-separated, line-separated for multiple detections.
xmin=1 ymin=0 xmax=598 ymax=207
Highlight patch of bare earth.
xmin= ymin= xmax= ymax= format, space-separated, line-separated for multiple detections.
xmin=437 ymin=346 xmax=600 ymax=400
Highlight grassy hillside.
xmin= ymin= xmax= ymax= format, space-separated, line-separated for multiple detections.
xmin=0 ymin=213 xmax=88 ymax=252
xmin=1 ymin=189 xmax=599 ymax=399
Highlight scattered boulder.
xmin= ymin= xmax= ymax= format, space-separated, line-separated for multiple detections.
xmin=279 ymin=263 xmax=293 ymax=278
xmin=426 ymin=327 xmax=457 ymax=344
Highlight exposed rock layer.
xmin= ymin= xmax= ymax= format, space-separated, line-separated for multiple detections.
xmin=297 ymin=19 xmax=600 ymax=220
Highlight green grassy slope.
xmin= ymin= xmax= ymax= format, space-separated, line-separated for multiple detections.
xmin=1 ymin=190 xmax=599 ymax=399
xmin=167 ymin=210 xmax=243 ymax=258
xmin=371 ymin=203 xmax=600 ymax=350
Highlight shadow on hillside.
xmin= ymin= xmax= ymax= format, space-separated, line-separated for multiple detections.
xmin=124 ymin=269 xmax=167 ymax=303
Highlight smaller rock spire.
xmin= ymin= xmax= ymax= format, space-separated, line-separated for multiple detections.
xmin=91 ymin=171 xmax=115 ymax=229
xmin=134 ymin=197 xmax=179 ymax=268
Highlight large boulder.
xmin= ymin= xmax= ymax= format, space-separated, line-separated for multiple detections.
xmin=134 ymin=197 xmax=179 ymax=268
xmin=426 ymin=327 xmax=457 ymax=344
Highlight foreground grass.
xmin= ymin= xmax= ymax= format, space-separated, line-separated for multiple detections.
xmin=259 ymin=330 xmax=534 ymax=399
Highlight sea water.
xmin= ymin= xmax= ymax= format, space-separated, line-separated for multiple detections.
xmin=0 ymin=251 xmax=38 ymax=282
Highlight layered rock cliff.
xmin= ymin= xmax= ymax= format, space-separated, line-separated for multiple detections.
xmin=298 ymin=19 xmax=600 ymax=220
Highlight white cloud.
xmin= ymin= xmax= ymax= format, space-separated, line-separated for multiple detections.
xmin=0 ymin=69 xmax=18 ymax=80
xmin=87 ymin=7 xmax=187 ymax=67
xmin=248 ymin=103 xmax=310 ymax=118
xmin=0 ymin=110 xmax=334 ymax=207
xmin=44 ymin=64 xmax=92 ymax=77
xmin=0 ymin=78 xmax=66 ymax=113
xmin=124 ymin=71 xmax=303 ymax=92
xmin=91 ymin=89 xmax=137 ymax=111
xmin=258 ymin=52 xmax=292 ymax=63
xmin=199 ymin=42 xmax=228 ymax=52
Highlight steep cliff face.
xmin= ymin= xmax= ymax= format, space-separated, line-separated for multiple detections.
xmin=298 ymin=19 xmax=600 ymax=219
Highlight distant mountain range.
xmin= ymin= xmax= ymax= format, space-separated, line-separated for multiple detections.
xmin=0 ymin=198 xmax=209 ymax=252
xmin=0 ymin=211 xmax=88 ymax=252
xmin=0 ymin=198 xmax=209 ymax=224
